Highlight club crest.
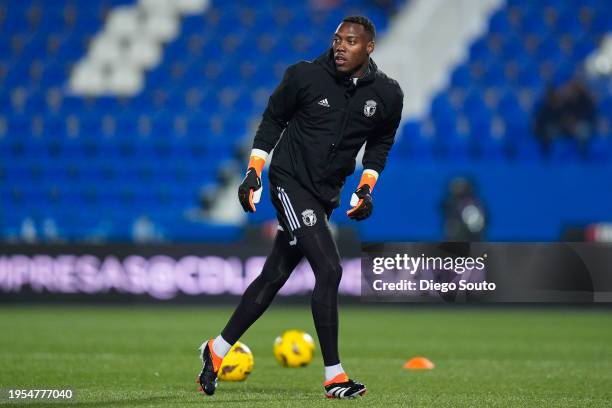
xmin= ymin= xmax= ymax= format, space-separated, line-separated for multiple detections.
xmin=301 ymin=209 xmax=317 ymax=227
xmin=363 ymin=100 xmax=377 ymax=117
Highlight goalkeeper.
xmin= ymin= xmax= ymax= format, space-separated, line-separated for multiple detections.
xmin=197 ymin=15 xmax=403 ymax=399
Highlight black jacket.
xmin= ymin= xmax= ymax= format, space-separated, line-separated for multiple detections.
xmin=253 ymin=49 xmax=404 ymax=208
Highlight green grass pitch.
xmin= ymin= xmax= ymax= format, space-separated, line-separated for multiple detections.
xmin=1 ymin=305 xmax=611 ymax=407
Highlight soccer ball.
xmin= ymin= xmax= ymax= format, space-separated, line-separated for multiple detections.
xmin=218 ymin=341 xmax=254 ymax=381
xmin=273 ymin=330 xmax=315 ymax=367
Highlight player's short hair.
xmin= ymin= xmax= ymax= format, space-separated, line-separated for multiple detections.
xmin=342 ymin=15 xmax=376 ymax=41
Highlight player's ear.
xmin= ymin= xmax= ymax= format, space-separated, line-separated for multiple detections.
xmin=367 ymin=40 xmax=375 ymax=55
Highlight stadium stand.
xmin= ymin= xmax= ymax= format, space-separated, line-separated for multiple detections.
xmin=0 ymin=0 xmax=610 ymax=242
xmin=0 ymin=0 xmax=393 ymax=242
xmin=403 ymin=0 xmax=611 ymax=163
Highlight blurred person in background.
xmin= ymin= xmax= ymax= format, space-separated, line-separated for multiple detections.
xmin=533 ymin=85 xmax=561 ymax=152
xmin=534 ymin=75 xmax=597 ymax=157
xmin=197 ymin=16 xmax=403 ymax=400
xmin=436 ymin=177 xmax=486 ymax=302
xmin=441 ymin=177 xmax=486 ymax=242
xmin=560 ymin=78 xmax=597 ymax=148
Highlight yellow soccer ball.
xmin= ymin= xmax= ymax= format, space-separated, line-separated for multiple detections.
xmin=218 ymin=341 xmax=254 ymax=381
xmin=273 ymin=330 xmax=315 ymax=367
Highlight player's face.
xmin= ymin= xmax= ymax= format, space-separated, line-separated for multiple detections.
xmin=332 ymin=22 xmax=374 ymax=75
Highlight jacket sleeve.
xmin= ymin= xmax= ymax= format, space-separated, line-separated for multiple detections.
xmin=362 ymin=85 xmax=404 ymax=174
xmin=252 ymin=64 xmax=301 ymax=153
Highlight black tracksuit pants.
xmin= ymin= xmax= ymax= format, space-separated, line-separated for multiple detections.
xmin=221 ymin=179 xmax=342 ymax=366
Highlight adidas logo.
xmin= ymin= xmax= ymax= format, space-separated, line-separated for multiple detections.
xmin=318 ymin=98 xmax=330 ymax=107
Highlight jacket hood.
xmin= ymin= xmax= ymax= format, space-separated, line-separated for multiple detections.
xmin=314 ymin=48 xmax=377 ymax=85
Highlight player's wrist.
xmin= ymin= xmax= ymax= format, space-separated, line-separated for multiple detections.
xmin=357 ymin=169 xmax=378 ymax=192
xmin=247 ymin=149 xmax=268 ymax=177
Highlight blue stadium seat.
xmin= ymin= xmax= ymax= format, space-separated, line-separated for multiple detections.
xmin=519 ymin=11 xmax=547 ymax=36
xmin=501 ymin=34 xmax=527 ymax=61
xmin=488 ymin=10 xmax=513 ymax=34
xmin=450 ymin=64 xmax=470 ymax=88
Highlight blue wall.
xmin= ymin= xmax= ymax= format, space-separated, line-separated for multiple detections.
xmin=355 ymin=159 xmax=612 ymax=241
xmin=249 ymin=159 xmax=612 ymax=242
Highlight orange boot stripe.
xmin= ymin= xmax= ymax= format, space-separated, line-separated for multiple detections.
xmin=208 ymin=339 xmax=223 ymax=372
xmin=324 ymin=373 xmax=349 ymax=386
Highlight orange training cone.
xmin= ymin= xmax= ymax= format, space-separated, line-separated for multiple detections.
xmin=403 ymin=357 xmax=435 ymax=370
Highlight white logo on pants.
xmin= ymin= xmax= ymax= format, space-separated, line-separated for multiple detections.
xmin=302 ymin=209 xmax=317 ymax=226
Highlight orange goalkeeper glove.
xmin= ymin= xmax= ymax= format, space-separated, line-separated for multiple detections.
xmin=346 ymin=170 xmax=378 ymax=221
xmin=238 ymin=149 xmax=267 ymax=212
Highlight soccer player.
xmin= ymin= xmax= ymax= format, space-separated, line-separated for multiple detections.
xmin=197 ymin=15 xmax=403 ymax=399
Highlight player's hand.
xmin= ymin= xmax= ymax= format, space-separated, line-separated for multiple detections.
xmin=346 ymin=184 xmax=373 ymax=221
xmin=238 ymin=167 xmax=262 ymax=212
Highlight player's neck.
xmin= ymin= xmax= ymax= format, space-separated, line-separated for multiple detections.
xmin=351 ymin=58 xmax=370 ymax=79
